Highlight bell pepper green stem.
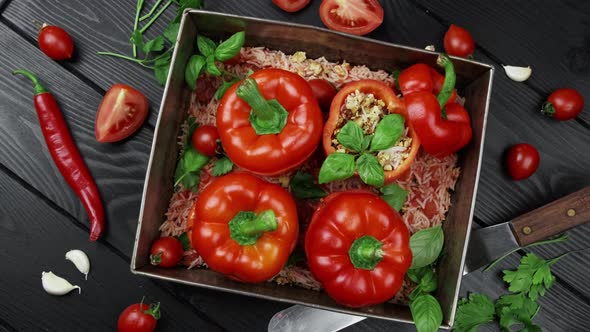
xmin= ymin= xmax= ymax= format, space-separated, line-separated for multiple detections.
xmin=349 ymin=235 xmax=384 ymax=270
xmin=229 ymin=210 xmax=278 ymax=245
xmin=13 ymin=69 xmax=47 ymax=95
xmin=436 ymin=54 xmax=456 ymax=109
xmin=236 ymin=78 xmax=289 ymax=135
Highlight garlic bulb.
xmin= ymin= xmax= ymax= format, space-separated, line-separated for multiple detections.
xmin=41 ymin=271 xmax=81 ymax=296
xmin=503 ymin=65 xmax=532 ymax=82
xmin=65 ymin=249 xmax=90 ymax=279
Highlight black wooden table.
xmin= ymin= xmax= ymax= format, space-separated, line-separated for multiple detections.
xmin=1 ymin=1 xmax=588 ymax=331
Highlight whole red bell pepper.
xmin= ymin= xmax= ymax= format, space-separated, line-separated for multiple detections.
xmin=399 ymin=54 xmax=472 ymax=158
xmin=216 ymin=69 xmax=323 ymax=176
xmin=188 ymin=173 xmax=299 ymax=283
xmin=305 ymin=191 xmax=412 ymax=307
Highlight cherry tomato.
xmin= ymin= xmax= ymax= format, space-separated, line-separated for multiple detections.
xmin=443 ymin=24 xmax=475 ymax=58
xmin=319 ymin=0 xmax=384 ymax=36
xmin=38 ymin=24 xmax=74 ymax=61
xmin=95 ymin=84 xmax=149 ymax=143
xmin=118 ymin=302 xmax=160 ymax=332
xmin=542 ymin=88 xmax=584 ymax=121
xmin=191 ymin=125 xmax=219 ymax=157
xmin=308 ymin=79 xmax=337 ymax=111
xmin=505 ymin=143 xmax=540 ymax=181
xmin=272 ymin=0 xmax=311 ymax=12
xmin=149 ymin=237 xmax=184 ymax=268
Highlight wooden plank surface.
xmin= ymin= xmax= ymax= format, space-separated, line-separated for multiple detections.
xmin=0 ymin=170 xmax=222 ymax=332
xmin=0 ymin=0 xmax=589 ymax=331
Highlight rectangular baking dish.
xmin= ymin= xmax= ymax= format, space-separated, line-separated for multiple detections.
xmin=131 ymin=9 xmax=493 ymax=329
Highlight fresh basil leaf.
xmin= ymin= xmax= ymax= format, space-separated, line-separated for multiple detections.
xmin=290 ymin=171 xmax=327 ymax=200
xmin=380 ymin=183 xmax=408 ymax=211
xmin=356 ymin=153 xmax=384 ymax=187
xmin=336 ymin=121 xmax=364 ymax=152
xmin=197 ymin=35 xmax=217 ymax=56
xmin=185 ymin=54 xmax=206 ymax=90
xmin=318 ymin=153 xmax=356 ymax=184
xmin=214 ymin=31 xmax=245 ymax=62
xmin=407 ymin=266 xmax=430 ymax=284
xmin=176 ymin=232 xmax=191 ymax=251
xmin=410 ymin=294 xmax=443 ymax=332
xmin=130 ymin=29 xmax=144 ymax=50
xmin=416 ymin=268 xmax=437 ymax=295
xmin=410 ymin=225 xmax=444 ymax=269
xmin=212 ymin=156 xmax=233 ymax=176
xmin=143 ymin=36 xmax=165 ymax=54
xmin=214 ymin=77 xmax=240 ymax=100
xmin=164 ymin=22 xmax=180 ymax=43
xmin=361 ymin=135 xmax=373 ymax=152
xmin=370 ymin=114 xmax=405 ymax=152
xmin=174 ymin=147 xmax=209 ymax=190
xmin=206 ymin=54 xmax=221 ymax=76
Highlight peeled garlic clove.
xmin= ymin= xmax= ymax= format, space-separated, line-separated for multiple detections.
xmin=503 ymin=65 xmax=532 ymax=82
xmin=425 ymin=45 xmax=436 ymax=51
xmin=42 ymin=271 xmax=81 ymax=296
xmin=65 ymin=249 xmax=90 ymax=280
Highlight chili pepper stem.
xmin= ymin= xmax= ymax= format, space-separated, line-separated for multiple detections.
xmin=13 ymin=69 xmax=47 ymax=94
xmin=436 ymin=54 xmax=457 ymax=110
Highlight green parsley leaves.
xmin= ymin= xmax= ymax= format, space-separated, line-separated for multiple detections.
xmin=455 ymin=293 xmax=496 ymax=332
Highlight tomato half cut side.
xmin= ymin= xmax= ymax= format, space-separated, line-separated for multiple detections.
xmin=273 ymin=0 xmax=311 ymax=12
xmin=319 ymin=0 xmax=384 ymax=36
xmin=95 ymin=84 xmax=149 ymax=143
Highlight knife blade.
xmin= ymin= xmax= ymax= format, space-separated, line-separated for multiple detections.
xmin=268 ymin=186 xmax=590 ymax=332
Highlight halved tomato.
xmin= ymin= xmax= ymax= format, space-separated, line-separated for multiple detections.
xmin=319 ymin=0 xmax=384 ymax=36
xmin=95 ymin=84 xmax=148 ymax=143
xmin=272 ymin=0 xmax=311 ymax=12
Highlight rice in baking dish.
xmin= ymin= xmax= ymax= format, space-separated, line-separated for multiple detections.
xmin=159 ymin=47 xmax=460 ymax=301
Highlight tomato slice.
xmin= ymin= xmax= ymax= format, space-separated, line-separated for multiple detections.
xmin=319 ymin=0 xmax=384 ymax=36
xmin=272 ymin=0 xmax=311 ymax=12
xmin=95 ymin=84 xmax=148 ymax=143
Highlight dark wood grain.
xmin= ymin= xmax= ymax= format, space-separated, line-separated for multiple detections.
xmin=412 ymin=0 xmax=590 ymax=124
xmin=0 ymin=171 xmax=222 ymax=332
xmin=2 ymin=0 xmax=179 ymax=126
xmin=511 ymin=186 xmax=590 ymax=245
xmin=0 ymin=23 xmax=154 ymax=255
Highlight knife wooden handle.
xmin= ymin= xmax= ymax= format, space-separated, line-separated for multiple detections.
xmin=511 ymin=186 xmax=590 ymax=246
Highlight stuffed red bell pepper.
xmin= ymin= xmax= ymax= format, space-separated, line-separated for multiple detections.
xmin=216 ymin=69 xmax=323 ymax=176
xmin=319 ymin=80 xmax=420 ymax=187
xmin=305 ymin=191 xmax=412 ymax=307
xmin=398 ymin=54 xmax=472 ymax=158
xmin=188 ymin=173 xmax=299 ymax=283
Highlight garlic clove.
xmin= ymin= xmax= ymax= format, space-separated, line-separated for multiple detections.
xmin=425 ymin=45 xmax=436 ymax=51
xmin=42 ymin=271 xmax=81 ymax=296
xmin=65 ymin=249 xmax=90 ymax=280
xmin=503 ymin=65 xmax=532 ymax=82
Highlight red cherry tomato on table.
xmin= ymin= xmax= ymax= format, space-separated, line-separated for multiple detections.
xmin=542 ymin=88 xmax=584 ymax=121
xmin=319 ymin=0 xmax=384 ymax=36
xmin=191 ymin=125 xmax=219 ymax=157
xmin=505 ymin=143 xmax=540 ymax=181
xmin=444 ymin=24 xmax=475 ymax=58
xmin=38 ymin=24 xmax=74 ymax=60
xmin=308 ymin=79 xmax=337 ymax=111
xmin=149 ymin=236 xmax=184 ymax=268
xmin=95 ymin=84 xmax=149 ymax=143
xmin=272 ymin=0 xmax=311 ymax=12
xmin=117 ymin=302 xmax=160 ymax=332
xmin=305 ymin=191 xmax=412 ymax=307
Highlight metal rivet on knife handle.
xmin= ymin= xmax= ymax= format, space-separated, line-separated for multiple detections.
xmin=522 ymin=226 xmax=532 ymax=235
xmin=567 ymin=208 xmax=576 ymax=217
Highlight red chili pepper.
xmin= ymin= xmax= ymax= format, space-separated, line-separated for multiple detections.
xmin=14 ymin=69 xmax=104 ymax=241
xmin=400 ymin=54 xmax=472 ymax=158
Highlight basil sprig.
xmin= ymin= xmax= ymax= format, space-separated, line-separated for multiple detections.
xmin=290 ymin=171 xmax=327 ymax=200
xmin=380 ymin=183 xmax=408 ymax=211
xmin=409 ymin=225 xmax=444 ymax=269
xmin=407 ymin=266 xmax=443 ymax=332
xmin=318 ymin=114 xmax=405 ymax=187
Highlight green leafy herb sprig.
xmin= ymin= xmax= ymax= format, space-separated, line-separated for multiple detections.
xmin=185 ymin=32 xmax=245 ymax=99
xmin=97 ymin=0 xmax=204 ymax=85
xmin=408 ymin=266 xmax=443 ymax=332
xmin=318 ymin=114 xmax=405 ymax=187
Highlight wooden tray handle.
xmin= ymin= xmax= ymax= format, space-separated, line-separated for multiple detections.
xmin=511 ymin=187 xmax=590 ymax=246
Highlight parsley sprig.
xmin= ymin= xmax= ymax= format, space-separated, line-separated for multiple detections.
xmin=97 ymin=0 xmax=204 ymax=85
